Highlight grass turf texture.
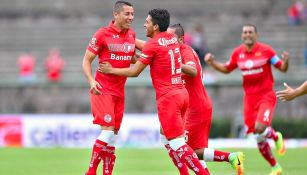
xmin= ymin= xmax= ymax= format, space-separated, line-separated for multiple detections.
xmin=1 ymin=148 xmax=306 ymax=175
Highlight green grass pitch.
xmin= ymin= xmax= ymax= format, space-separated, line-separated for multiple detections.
xmin=1 ymin=148 xmax=306 ymax=175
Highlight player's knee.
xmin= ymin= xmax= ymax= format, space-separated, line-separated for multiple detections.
xmin=97 ymin=130 xmax=115 ymax=144
xmin=254 ymin=123 xmax=266 ymax=134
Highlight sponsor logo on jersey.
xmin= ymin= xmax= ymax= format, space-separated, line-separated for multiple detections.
xmin=244 ymin=60 xmax=254 ymax=69
xmin=104 ymin=114 xmax=112 ymax=123
xmin=158 ymin=37 xmax=178 ymax=46
xmin=242 ymin=67 xmax=263 ymax=76
xmin=112 ymin=34 xmax=119 ymax=38
xmin=110 ymin=53 xmax=132 ymax=61
xmin=108 ymin=42 xmax=135 ymax=53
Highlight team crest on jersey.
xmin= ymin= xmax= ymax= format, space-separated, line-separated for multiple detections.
xmin=255 ymin=52 xmax=262 ymax=57
xmin=104 ymin=114 xmax=112 ymax=123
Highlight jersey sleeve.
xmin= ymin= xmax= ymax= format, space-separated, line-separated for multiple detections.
xmin=224 ymin=49 xmax=238 ymax=72
xmin=181 ymin=46 xmax=196 ymax=67
xmin=87 ymin=29 xmax=104 ymax=55
xmin=139 ymin=42 xmax=155 ymax=65
xmin=268 ymin=46 xmax=282 ymax=68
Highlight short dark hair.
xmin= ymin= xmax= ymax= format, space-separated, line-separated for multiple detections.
xmin=114 ymin=1 xmax=133 ymax=13
xmin=243 ymin=24 xmax=257 ymax=33
xmin=148 ymin=9 xmax=170 ymax=32
xmin=169 ymin=23 xmax=185 ymax=38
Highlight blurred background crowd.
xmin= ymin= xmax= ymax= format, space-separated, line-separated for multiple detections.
xmin=0 ymin=0 xmax=306 ymax=120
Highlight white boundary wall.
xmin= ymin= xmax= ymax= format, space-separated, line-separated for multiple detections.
xmin=0 ymin=114 xmax=307 ymax=148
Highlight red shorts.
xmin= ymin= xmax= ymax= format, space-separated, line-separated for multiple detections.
xmin=90 ymin=92 xmax=124 ymax=130
xmin=244 ymin=91 xmax=276 ymax=134
xmin=185 ymin=108 xmax=212 ymax=150
xmin=157 ymin=89 xmax=189 ymax=140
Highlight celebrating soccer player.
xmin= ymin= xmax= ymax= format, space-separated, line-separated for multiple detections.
xmin=100 ymin=8 xmax=210 ymax=175
xmin=205 ymin=24 xmax=289 ymax=175
xmin=166 ymin=23 xmax=245 ymax=175
xmin=82 ymin=1 xmax=135 ymax=175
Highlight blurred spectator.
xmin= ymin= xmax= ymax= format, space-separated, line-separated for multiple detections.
xmin=17 ymin=53 xmax=37 ymax=85
xmin=288 ymin=0 xmax=306 ymax=25
xmin=304 ymin=41 xmax=307 ymax=67
xmin=45 ymin=48 xmax=65 ymax=82
xmin=190 ymin=23 xmax=208 ymax=67
xmin=184 ymin=31 xmax=193 ymax=46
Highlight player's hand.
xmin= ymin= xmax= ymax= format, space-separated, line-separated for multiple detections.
xmin=281 ymin=51 xmax=289 ymax=62
xmin=276 ymin=82 xmax=295 ymax=101
xmin=89 ymin=79 xmax=102 ymax=95
xmin=98 ymin=62 xmax=113 ymax=74
xmin=204 ymin=53 xmax=215 ymax=65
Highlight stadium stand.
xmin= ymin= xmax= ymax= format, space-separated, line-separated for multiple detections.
xmin=0 ymin=0 xmax=306 ymax=117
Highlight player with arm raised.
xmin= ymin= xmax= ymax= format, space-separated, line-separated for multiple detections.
xmin=205 ymin=24 xmax=289 ymax=175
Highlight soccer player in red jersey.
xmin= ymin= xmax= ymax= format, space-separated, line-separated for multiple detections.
xmin=205 ymin=24 xmax=289 ymax=175
xmin=100 ymin=9 xmax=210 ymax=175
xmin=165 ymin=23 xmax=245 ymax=175
xmin=82 ymin=1 xmax=135 ymax=175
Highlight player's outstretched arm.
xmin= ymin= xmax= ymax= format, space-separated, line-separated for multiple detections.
xmin=204 ymin=53 xmax=230 ymax=74
xmin=82 ymin=50 xmax=102 ymax=95
xmin=136 ymin=38 xmax=146 ymax=51
xmin=276 ymin=81 xmax=307 ymax=101
xmin=278 ymin=51 xmax=289 ymax=73
xmin=99 ymin=61 xmax=147 ymax=77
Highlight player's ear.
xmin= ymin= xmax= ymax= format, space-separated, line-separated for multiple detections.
xmin=153 ymin=24 xmax=159 ymax=31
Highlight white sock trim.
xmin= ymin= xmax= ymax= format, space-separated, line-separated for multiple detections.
xmin=204 ymin=148 xmax=215 ymax=161
xmin=169 ymin=137 xmax=186 ymax=151
xmin=260 ymin=127 xmax=269 ymax=137
xmin=97 ymin=130 xmax=114 ymax=144
xmin=108 ymin=134 xmax=117 ymax=147
xmin=256 ymin=133 xmax=266 ymax=143
xmin=199 ymin=160 xmax=207 ymax=168
xmin=160 ymin=134 xmax=169 ymax=145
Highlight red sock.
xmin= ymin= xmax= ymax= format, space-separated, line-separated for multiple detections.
xmin=102 ymin=146 xmax=116 ymax=175
xmin=213 ymin=150 xmax=230 ymax=162
xmin=257 ymin=140 xmax=276 ymax=166
xmin=265 ymin=127 xmax=278 ymax=141
xmin=165 ymin=144 xmax=189 ymax=175
xmin=86 ymin=139 xmax=107 ymax=175
xmin=205 ymin=168 xmax=210 ymax=175
xmin=175 ymin=144 xmax=209 ymax=175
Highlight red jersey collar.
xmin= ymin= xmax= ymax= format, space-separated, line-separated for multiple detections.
xmin=243 ymin=42 xmax=259 ymax=53
xmin=108 ymin=20 xmax=127 ymax=34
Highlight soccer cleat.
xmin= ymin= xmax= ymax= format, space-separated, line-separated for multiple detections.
xmin=269 ymin=163 xmax=282 ymax=175
xmin=275 ymin=132 xmax=286 ymax=156
xmin=229 ymin=152 xmax=245 ymax=175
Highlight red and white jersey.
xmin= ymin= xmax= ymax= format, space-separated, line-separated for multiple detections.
xmin=139 ymin=32 xmax=184 ymax=99
xmin=87 ymin=21 xmax=136 ymax=97
xmin=225 ymin=42 xmax=282 ymax=95
xmin=181 ymin=44 xmax=212 ymax=114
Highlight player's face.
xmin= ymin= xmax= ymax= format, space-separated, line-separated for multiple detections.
xmin=144 ymin=15 xmax=154 ymax=38
xmin=241 ymin=26 xmax=257 ymax=47
xmin=114 ymin=5 xmax=134 ymax=30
